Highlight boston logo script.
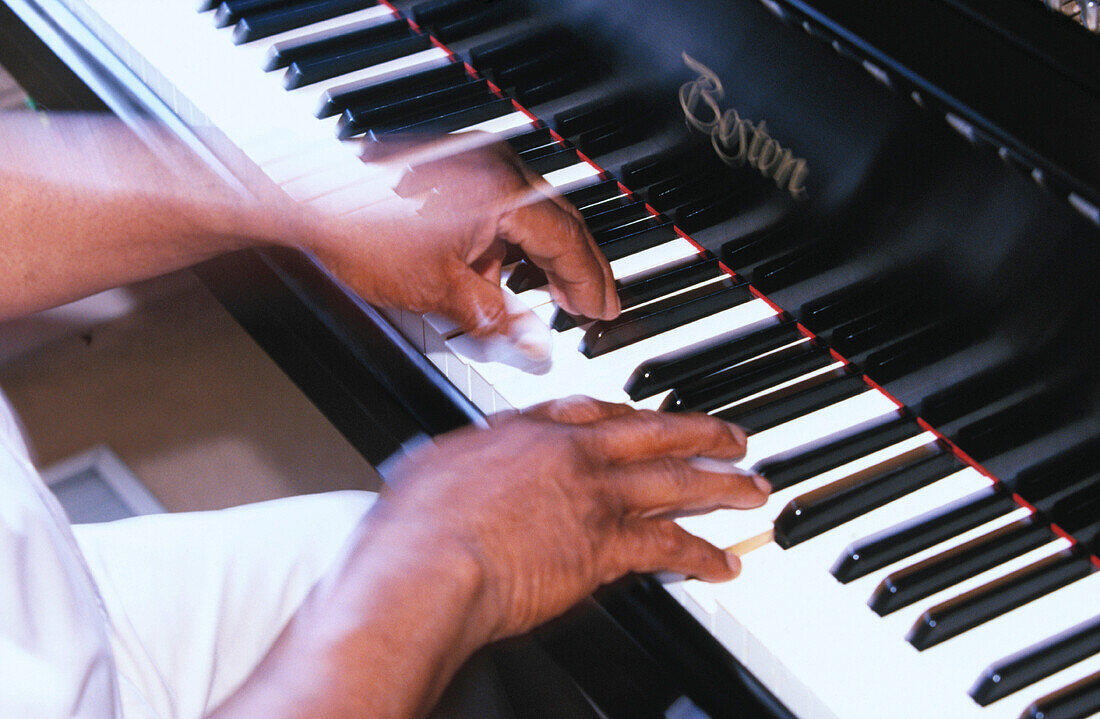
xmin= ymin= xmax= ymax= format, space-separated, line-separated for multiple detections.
xmin=679 ymin=53 xmax=809 ymax=200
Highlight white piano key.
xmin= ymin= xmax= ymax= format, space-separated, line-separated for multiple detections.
xmin=708 ymin=360 xmax=848 ymax=415
xmin=880 ymin=539 xmax=1074 ymax=640
xmin=261 ymin=137 xmax=360 ymax=184
xmin=452 ymin=299 xmax=779 ymax=408
xmin=450 ymin=110 xmax=535 ymax=138
xmin=231 ymin=6 xmax=399 ymax=68
xmin=542 ymin=161 xmax=604 ymax=189
xmin=677 ymin=431 xmax=940 ymax=549
xmin=280 ymin=154 xmax=386 ymax=200
xmin=609 ymin=239 xmax=703 ymax=281
xmin=928 ymin=571 xmax=1100 ymax=718
xmin=994 ymin=643 xmax=1100 ymax=719
xmin=288 ymin=46 xmax=453 ymax=99
xmin=261 ymin=6 xmax=399 ymax=60
xmin=742 ymin=390 xmax=904 ymax=468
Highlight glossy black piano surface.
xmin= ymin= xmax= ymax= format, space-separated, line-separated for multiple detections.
xmin=2 ymin=0 xmax=1099 ymax=716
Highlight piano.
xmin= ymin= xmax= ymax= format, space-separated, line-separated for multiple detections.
xmin=2 ymin=0 xmax=1099 ymax=717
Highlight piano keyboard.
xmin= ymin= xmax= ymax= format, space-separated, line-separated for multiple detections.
xmin=45 ymin=0 xmax=1100 ymax=717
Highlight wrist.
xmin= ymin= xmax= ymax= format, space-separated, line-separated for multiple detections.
xmin=327 ymin=508 xmax=496 ymax=654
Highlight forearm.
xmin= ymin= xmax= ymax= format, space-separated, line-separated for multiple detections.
xmin=0 ymin=113 xmax=299 ymax=320
xmin=206 ymin=512 xmax=490 ymax=719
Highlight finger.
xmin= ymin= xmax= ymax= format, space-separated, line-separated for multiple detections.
xmin=609 ymin=519 xmax=739 ymax=583
xmin=436 ymin=261 xmax=510 ymax=336
xmin=497 ymin=197 xmax=619 ymax=321
xmin=469 ymin=240 xmax=505 ymax=285
xmin=522 ymin=396 xmax=636 ymax=425
xmin=579 ymin=410 xmax=748 ymax=463
xmin=604 ymin=459 xmax=769 ymax=517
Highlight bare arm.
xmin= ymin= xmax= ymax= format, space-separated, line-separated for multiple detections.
xmin=0 ymin=113 xmax=278 ymax=319
xmin=207 ymin=399 xmax=770 ymax=719
xmin=0 ymin=113 xmax=618 ymax=331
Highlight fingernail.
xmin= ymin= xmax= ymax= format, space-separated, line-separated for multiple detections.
xmin=725 ymin=551 xmax=742 ymax=577
xmin=724 ymin=420 xmax=748 ymax=444
xmin=753 ymin=475 xmax=772 ymax=495
xmin=511 ymin=323 xmax=551 ymax=362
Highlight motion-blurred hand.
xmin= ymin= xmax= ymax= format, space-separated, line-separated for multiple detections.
xmin=303 ymin=135 xmax=619 ymax=341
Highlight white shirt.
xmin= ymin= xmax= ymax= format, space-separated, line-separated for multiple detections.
xmin=0 ymin=394 xmax=120 ymax=718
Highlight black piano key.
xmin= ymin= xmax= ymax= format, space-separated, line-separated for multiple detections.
xmin=1051 ymin=490 xmax=1100 ymax=552
xmin=583 ymin=200 xmax=651 ymax=234
xmin=907 ymin=546 xmax=1095 ymax=651
xmin=580 ymin=279 xmax=752 ymax=359
xmin=431 ymin=5 xmax=515 ymax=43
xmin=721 ymin=220 xmax=813 ymax=276
xmin=757 ymin=417 xmax=921 ymax=493
xmin=863 ymin=321 xmax=978 ymax=385
xmin=492 ymin=46 xmax=576 ymax=89
xmin=578 ymin=194 xmax=634 ymax=222
xmin=235 ymin=0 xmax=377 ymax=43
xmin=554 ymin=99 xmax=620 ymax=138
xmin=661 ymin=345 xmax=832 ymax=414
xmin=285 ymin=33 xmax=431 ymax=88
xmin=798 ymin=277 xmax=894 ymax=334
xmin=624 ymin=320 xmax=804 ymax=401
xmin=412 ymin=0 xmax=515 ymax=42
xmin=750 ymin=242 xmax=846 ymax=293
xmin=409 ymin=0 xmax=472 ymax=25
xmin=1013 ymin=438 xmax=1100 ymax=512
xmin=643 ymin=169 xmax=730 ymax=212
xmin=869 ymin=516 xmax=1053 ymax=616
xmin=596 ymin=221 xmax=679 ymax=262
xmin=918 ymin=361 xmax=1027 ymax=429
xmin=469 ymin=28 xmax=561 ymax=73
xmin=1020 ymin=668 xmax=1100 ymax=719
xmin=550 ymin=257 xmax=722 ymax=331
xmin=504 ymin=260 xmax=546 ymax=293
xmin=955 ymin=390 xmax=1085 ymax=465
xmin=316 ymin=61 xmax=466 ymax=118
xmin=618 ymin=143 xmax=714 ymax=190
xmin=265 ymin=17 xmax=407 ymax=71
xmin=379 ymin=97 xmax=514 ymax=137
xmin=829 ymin=302 xmax=927 ymax=357
xmin=215 ymin=0 xmax=296 ymax=27
xmin=574 ymin=121 xmax=652 ymax=158
xmin=509 ymin=212 xmax=667 ymax=297
xmin=563 ymin=180 xmax=623 ymax=211
xmin=614 ymin=257 xmax=723 ymax=307
xmin=514 ymin=67 xmax=592 ymax=105
xmin=337 ymin=77 xmax=491 ymax=137
xmin=524 ymin=148 xmax=583 ymax=176
xmin=970 ymin=614 xmax=1100 ymax=705
xmin=773 ymin=450 xmax=961 ymax=549
xmin=672 ymin=185 xmax=767 ymax=234
xmin=831 ymin=486 xmax=1019 ymax=583
xmin=715 ymin=372 xmax=868 ymax=435
xmin=509 ymin=128 xmax=556 ymax=156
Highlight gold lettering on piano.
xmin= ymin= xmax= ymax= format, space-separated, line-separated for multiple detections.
xmin=679 ymin=54 xmax=809 ymax=200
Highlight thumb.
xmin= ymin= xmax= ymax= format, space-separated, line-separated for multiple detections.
xmin=439 ymin=264 xmax=509 ymax=336
xmin=441 ymin=267 xmax=552 ymax=363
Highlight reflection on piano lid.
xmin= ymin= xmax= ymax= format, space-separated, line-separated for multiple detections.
xmin=3 ymin=0 xmax=1099 ymax=717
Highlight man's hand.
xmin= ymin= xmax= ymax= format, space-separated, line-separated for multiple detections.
xmin=302 ymin=136 xmax=620 ymax=338
xmin=363 ymin=397 xmax=769 ymax=643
